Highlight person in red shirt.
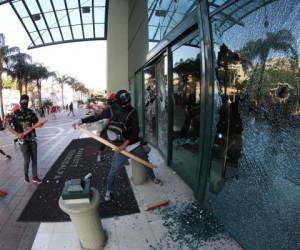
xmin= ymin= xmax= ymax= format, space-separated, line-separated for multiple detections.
xmin=50 ymin=104 xmax=57 ymax=120
xmin=12 ymin=103 xmax=20 ymax=113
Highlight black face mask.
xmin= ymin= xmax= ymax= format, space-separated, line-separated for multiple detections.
xmin=20 ymin=102 xmax=28 ymax=111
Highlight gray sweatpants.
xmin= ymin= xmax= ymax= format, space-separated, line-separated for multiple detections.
xmin=20 ymin=141 xmax=38 ymax=177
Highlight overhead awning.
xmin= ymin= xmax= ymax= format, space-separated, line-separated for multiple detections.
xmin=6 ymin=0 xmax=108 ymax=49
xmin=148 ymin=0 xmax=197 ymax=43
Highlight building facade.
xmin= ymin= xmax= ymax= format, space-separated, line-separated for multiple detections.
xmin=127 ymin=1 xmax=300 ymax=249
xmin=3 ymin=0 xmax=299 ymax=249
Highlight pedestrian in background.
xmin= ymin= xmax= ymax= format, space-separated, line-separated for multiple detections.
xmin=67 ymin=102 xmax=75 ymax=117
xmin=50 ymin=104 xmax=57 ymax=120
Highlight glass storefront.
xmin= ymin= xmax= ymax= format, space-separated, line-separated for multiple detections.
xmin=131 ymin=1 xmax=299 ymax=248
xmin=208 ymin=0 xmax=300 ymax=249
xmin=171 ymin=32 xmax=201 ymax=188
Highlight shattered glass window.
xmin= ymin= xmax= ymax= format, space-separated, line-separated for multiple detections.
xmin=157 ymin=56 xmax=168 ymax=158
xmin=208 ymin=0 xmax=300 ymax=249
xmin=144 ymin=65 xmax=157 ymax=146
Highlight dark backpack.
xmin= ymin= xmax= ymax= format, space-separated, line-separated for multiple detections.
xmin=106 ymin=106 xmax=134 ymax=143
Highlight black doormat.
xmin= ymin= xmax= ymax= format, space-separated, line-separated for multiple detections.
xmin=18 ymin=138 xmax=140 ymax=222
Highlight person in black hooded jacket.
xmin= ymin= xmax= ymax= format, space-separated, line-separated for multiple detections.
xmin=74 ymin=90 xmax=161 ymax=201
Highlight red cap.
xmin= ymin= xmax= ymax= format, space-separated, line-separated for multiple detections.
xmin=12 ymin=103 xmax=20 ymax=112
xmin=108 ymin=93 xmax=117 ymax=103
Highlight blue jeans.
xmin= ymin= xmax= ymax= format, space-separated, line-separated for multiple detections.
xmin=107 ymin=145 xmax=155 ymax=192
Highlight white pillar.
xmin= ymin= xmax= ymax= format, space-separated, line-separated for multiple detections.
xmin=107 ymin=0 xmax=129 ymax=94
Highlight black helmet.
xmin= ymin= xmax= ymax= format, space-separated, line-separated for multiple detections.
xmin=116 ymin=90 xmax=131 ymax=105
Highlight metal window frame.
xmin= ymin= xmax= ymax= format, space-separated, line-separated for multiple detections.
xmin=35 ymin=0 xmax=54 ymax=43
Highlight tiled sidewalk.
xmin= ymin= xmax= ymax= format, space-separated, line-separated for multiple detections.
xmin=0 ymin=111 xmax=82 ymax=250
xmin=31 ymin=147 xmax=243 ymax=250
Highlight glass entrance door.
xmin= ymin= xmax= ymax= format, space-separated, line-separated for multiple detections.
xmin=143 ymin=55 xmax=169 ymax=158
xmin=171 ymin=33 xmax=202 ymax=188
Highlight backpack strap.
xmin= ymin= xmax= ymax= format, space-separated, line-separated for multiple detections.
xmin=108 ymin=105 xmax=113 ymax=119
xmin=125 ymin=109 xmax=135 ymax=123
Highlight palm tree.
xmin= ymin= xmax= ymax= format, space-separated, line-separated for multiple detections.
xmin=66 ymin=76 xmax=77 ymax=101
xmin=7 ymin=52 xmax=32 ymax=95
xmin=74 ymin=81 xmax=85 ymax=101
xmin=55 ymin=74 xmax=70 ymax=107
xmin=0 ymin=33 xmax=20 ymax=118
xmin=31 ymin=64 xmax=55 ymax=106
xmin=239 ymin=29 xmax=298 ymax=108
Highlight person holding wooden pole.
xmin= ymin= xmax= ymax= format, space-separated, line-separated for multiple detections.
xmin=6 ymin=95 xmax=47 ymax=184
xmin=74 ymin=90 xmax=161 ymax=201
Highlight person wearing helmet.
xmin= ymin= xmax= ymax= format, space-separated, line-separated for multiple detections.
xmin=74 ymin=89 xmax=161 ymax=201
xmin=106 ymin=90 xmax=161 ymax=201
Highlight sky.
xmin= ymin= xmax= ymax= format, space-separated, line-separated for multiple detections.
xmin=0 ymin=4 xmax=107 ymax=91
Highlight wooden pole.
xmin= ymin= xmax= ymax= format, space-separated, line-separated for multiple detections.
xmin=75 ymin=125 xmax=156 ymax=169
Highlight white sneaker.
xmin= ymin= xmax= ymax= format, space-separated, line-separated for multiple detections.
xmin=104 ymin=191 xmax=112 ymax=201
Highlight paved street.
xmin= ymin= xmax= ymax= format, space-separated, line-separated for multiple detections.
xmin=0 ymin=110 xmax=82 ymax=250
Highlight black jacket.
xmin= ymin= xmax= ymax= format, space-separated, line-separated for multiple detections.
xmin=81 ymin=104 xmax=140 ymax=145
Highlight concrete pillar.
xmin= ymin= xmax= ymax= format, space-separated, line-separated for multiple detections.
xmin=128 ymin=0 xmax=148 ymax=78
xmin=59 ymin=188 xmax=106 ymax=250
xmin=131 ymin=160 xmax=147 ymax=185
xmin=107 ymin=0 xmax=129 ymax=94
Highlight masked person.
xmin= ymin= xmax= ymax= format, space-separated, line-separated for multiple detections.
xmin=75 ymin=90 xmax=161 ymax=201
xmin=6 ymin=95 xmax=42 ymax=184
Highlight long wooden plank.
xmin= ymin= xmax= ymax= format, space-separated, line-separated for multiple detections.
xmin=75 ymin=125 xmax=156 ymax=169
xmin=144 ymin=199 xmax=170 ymax=211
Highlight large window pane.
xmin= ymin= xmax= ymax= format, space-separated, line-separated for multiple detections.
xmin=171 ymin=33 xmax=201 ymax=188
xmin=144 ymin=65 xmax=157 ymax=146
xmin=208 ymin=1 xmax=300 ymax=249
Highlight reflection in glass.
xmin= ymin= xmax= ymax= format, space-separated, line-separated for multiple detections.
xmin=209 ymin=0 xmax=300 ymax=249
xmin=172 ymin=34 xmax=201 ymax=187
